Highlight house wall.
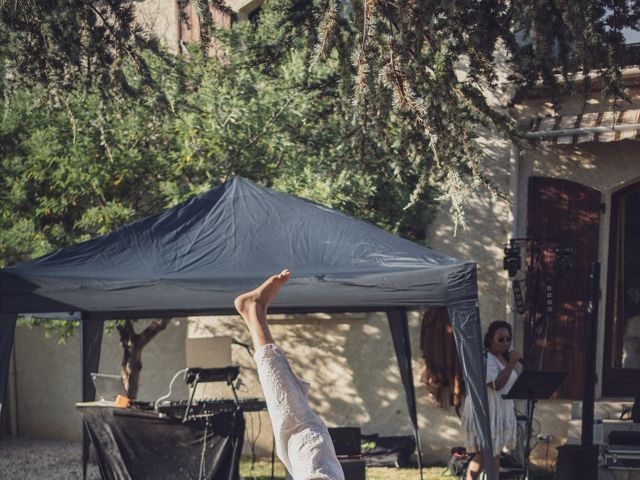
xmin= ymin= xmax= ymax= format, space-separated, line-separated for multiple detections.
xmin=517 ymin=139 xmax=640 ymax=391
xmin=426 ymin=134 xmax=514 ymax=331
xmin=511 ymin=136 xmax=640 ymax=460
xmin=133 ymin=0 xmax=265 ymax=53
xmin=135 ymin=0 xmax=180 ymax=53
xmin=11 ymin=319 xmax=188 ymax=442
xmin=426 ymin=84 xmax=640 ymax=464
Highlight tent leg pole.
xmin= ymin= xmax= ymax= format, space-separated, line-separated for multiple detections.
xmin=81 ymin=315 xmax=104 ymax=480
xmin=0 ymin=313 xmax=18 ymax=421
xmin=387 ymin=309 xmax=424 ymax=480
xmin=448 ymin=302 xmax=497 ymax=480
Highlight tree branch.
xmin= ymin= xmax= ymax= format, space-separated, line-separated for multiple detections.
xmin=139 ymin=318 xmax=171 ymax=348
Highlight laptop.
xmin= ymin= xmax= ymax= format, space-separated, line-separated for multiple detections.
xmin=90 ymin=373 xmax=126 ymax=402
xmin=185 ymin=336 xmax=233 ymax=369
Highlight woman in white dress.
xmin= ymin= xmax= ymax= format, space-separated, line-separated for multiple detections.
xmin=462 ymin=321 xmax=521 ymax=480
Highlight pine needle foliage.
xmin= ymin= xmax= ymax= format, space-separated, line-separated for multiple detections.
xmin=0 ymin=0 xmax=171 ymax=103
xmin=275 ymin=0 xmax=640 ymax=227
xmin=1 ymin=0 xmax=639 ymax=228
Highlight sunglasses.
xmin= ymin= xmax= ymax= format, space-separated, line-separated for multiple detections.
xmin=496 ymin=335 xmax=512 ymax=343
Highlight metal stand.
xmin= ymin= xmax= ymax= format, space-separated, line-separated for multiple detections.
xmin=522 ymin=399 xmax=536 ymax=480
xmin=183 ymin=366 xmax=240 ymax=422
xmin=503 ymin=371 xmax=567 ymax=480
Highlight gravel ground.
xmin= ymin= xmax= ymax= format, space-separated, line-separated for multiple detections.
xmin=0 ymin=437 xmax=100 ymax=480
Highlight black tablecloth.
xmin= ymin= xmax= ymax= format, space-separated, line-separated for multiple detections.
xmin=78 ymin=406 xmax=244 ymax=480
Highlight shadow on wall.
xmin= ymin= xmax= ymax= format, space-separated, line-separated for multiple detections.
xmin=343 ymin=313 xmax=410 ymax=434
xmin=12 ymin=314 xmax=471 ymax=463
xmin=188 ymin=312 xmax=415 ymax=455
xmin=189 ymin=312 xmax=469 ymax=463
xmin=527 ymin=400 xmax=571 ymax=472
xmin=428 ymin=135 xmax=512 ymax=328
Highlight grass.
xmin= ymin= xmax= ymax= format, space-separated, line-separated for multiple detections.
xmin=239 ymin=459 xmax=454 ymax=480
xmin=239 ymin=459 xmax=557 ymax=480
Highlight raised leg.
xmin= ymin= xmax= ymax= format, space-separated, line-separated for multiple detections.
xmin=234 ymin=270 xmax=344 ymax=480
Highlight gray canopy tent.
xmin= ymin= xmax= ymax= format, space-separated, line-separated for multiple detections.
xmin=0 ymin=177 xmax=496 ymax=478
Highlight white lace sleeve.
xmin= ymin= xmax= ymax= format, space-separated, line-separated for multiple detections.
xmin=254 ymin=344 xmax=345 ymax=480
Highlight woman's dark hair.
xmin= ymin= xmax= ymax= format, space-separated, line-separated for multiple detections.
xmin=483 ymin=321 xmax=513 ymax=349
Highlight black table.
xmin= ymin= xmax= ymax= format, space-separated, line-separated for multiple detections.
xmin=77 ymin=405 xmax=245 ymax=480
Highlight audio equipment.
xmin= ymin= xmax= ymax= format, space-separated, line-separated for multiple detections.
xmin=139 ymin=398 xmax=267 ymax=420
xmin=328 ymin=427 xmax=361 ymax=457
xmin=632 ymin=391 xmax=640 ymax=423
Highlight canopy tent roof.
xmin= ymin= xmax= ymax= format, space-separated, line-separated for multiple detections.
xmin=0 ymin=176 xmax=496 ymax=479
xmin=0 ymin=177 xmax=476 ymax=318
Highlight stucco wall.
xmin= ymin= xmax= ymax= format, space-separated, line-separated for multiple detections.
xmin=425 ymin=135 xmax=513 ymax=328
xmin=11 ymin=319 xmax=188 ymax=442
xmin=517 ymin=140 xmax=640 ymax=394
xmin=10 ymin=312 xmax=467 ymax=464
xmin=135 ymin=0 xmax=179 ymax=53
xmin=189 ymin=312 xmax=468 ymax=461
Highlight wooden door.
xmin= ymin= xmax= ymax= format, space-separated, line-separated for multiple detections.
xmin=526 ymin=176 xmax=601 ymax=399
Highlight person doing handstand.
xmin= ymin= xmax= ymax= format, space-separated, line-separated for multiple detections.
xmin=234 ymin=269 xmax=345 ymax=480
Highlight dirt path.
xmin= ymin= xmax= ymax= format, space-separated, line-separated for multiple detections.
xmin=0 ymin=437 xmax=100 ymax=480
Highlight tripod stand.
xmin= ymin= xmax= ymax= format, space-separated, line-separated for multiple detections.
xmin=503 ymin=371 xmax=567 ymax=480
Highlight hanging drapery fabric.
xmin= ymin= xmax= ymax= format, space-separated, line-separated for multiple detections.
xmin=420 ymin=308 xmax=464 ymax=411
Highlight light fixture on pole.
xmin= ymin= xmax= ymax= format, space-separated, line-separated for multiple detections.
xmin=554 ymin=246 xmax=573 ymax=276
xmin=503 ymin=239 xmax=522 ymax=278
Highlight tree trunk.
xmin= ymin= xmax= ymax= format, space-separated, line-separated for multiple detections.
xmin=117 ymin=318 xmax=171 ymax=400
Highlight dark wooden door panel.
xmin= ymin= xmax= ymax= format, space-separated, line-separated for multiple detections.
xmin=526 ymin=176 xmax=601 ymax=399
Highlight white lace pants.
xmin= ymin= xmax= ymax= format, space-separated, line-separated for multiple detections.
xmin=254 ymin=344 xmax=345 ymax=480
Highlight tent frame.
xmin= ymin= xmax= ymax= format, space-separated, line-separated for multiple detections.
xmin=0 ymin=177 xmax=497 ymax=479
xmin=1 ymin=299 xmax=496 ymax=480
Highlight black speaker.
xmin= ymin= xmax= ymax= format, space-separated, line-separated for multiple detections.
xmin=632 ymin=391 xmax=640 ymax=423
xmin=328 ymin=427 xmax=361 ymax=456
xmin=338 ymin=458 xmax=366 ymax=480
xmin=556 ymin=445 xmax=598 ymax=480
xmin=609 ymin=430 xmax=640 ymax=445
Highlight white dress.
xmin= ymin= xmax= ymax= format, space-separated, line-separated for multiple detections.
xmin=461 ymin=352 xmax=518 ymax=453
xmin=254 ymin=343 xmax=345 ymax=480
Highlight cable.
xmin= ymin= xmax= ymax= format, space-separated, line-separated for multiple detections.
xmin=248 ymin=412 xmax=257 ymax=480
xmin=198 ymin=419 xmax=209 ymax=480
xmin=246 ymin=411 xmax=263 ymax=480
xmin=551 ymin=457 xmax=559 ymax=480
xmin=154 ymin=368 xmax=189 ymax=411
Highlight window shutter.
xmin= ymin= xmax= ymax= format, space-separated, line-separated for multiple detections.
xmin=526 ymin=176 xmax=601 ymax=399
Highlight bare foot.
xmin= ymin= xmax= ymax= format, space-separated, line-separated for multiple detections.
xmin=234 ymin=270 xmax=290 ymax=349
xmin=234 ymin=269 xmax=291 ymax=317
